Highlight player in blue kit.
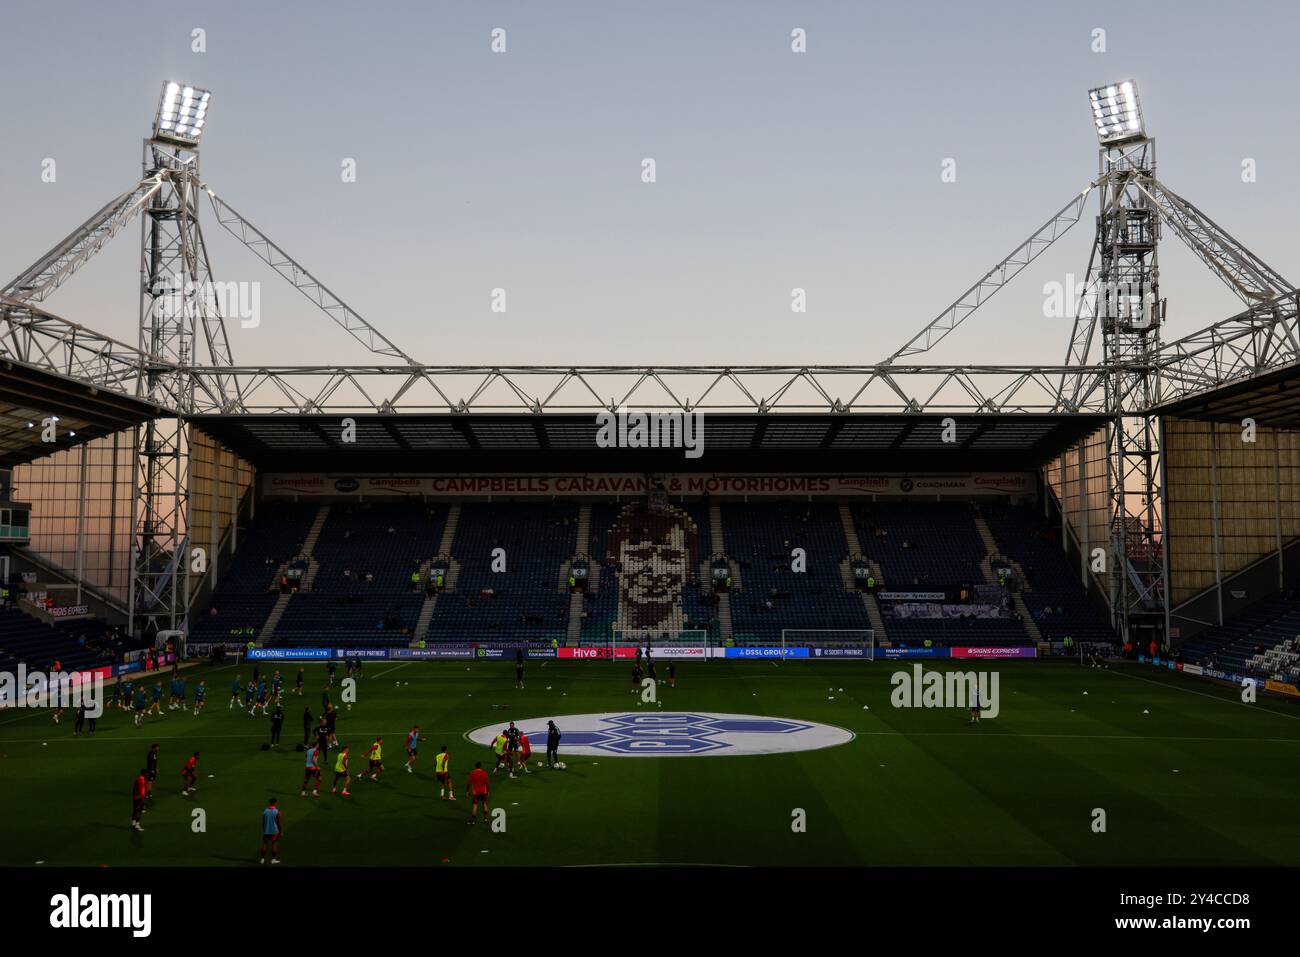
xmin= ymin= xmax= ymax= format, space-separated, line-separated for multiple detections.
xmin=301 ymin=745 xmax=322 ymax=797
xmin=405 ymin=725 xmax=420 ymax=773
xmin=259 ymin=798 xmax=282 ymax=865
xmin=193 ymin=680 xmax=207 ymax=716
xmin=133 ymin=686 xmax=148 ymax=726
xmin=230 ymin=674 xmax=242 ymax=710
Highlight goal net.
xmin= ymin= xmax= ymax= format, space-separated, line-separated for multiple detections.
xmin=780 ymin=629 xmax=874 ymax=660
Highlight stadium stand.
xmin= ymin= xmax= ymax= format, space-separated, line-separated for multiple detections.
xmin=981 ymin=502 xmax=1113 ymax=643
xmin=189 ymin=501 xmax=319 ymax=643
xmin=1180 ymin=596 xmax=1300 ymax=680
xmin=581 ymin=500 xmax=719 ymax=642
xmin=725 ymin=501 xmax=869 ymax=642
xmin=852 ymin=501 xmax=987 ymax=590
xmin=186 ymin=496 xmax=1117 ymax=649
xmin=0 ymin=606 xmax=139 ymax=673
xmin=423 ymin=502 xmax=576 ymax=643
xmin=273 ymin=502 xmax=446 ymax=643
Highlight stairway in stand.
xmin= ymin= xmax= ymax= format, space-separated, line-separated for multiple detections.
xmin=709 ymin=502 xmax=735 ymax=640
xmin=838 ymin=503 xmax=886 ymax=642
xmin=972 ymin=507 xmax=1041 ymax=644
xmin=412 ymin=503 xmax=461 ymax=644
xmin=261 ymin=504 xmax=330 ymax=641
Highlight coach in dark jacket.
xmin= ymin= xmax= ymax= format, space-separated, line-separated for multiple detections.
xmin=546 ymin=720 xmax=561 ymax=768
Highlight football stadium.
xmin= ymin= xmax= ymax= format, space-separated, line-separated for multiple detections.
xmin=1 ymin=2 xmax=1296 ymax=936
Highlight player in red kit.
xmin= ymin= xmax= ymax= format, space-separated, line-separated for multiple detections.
xmin=181 ymin=751 xmax=200 ymax=795
xmin=131 ymin=769 xmax=148 ymax=831
xmin=467 ymin=761 xmax=490 ymax=824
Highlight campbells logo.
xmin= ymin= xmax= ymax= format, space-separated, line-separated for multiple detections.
xmin=50 ymin=887 xmax=151 ymax=937
xmin=835 ymin=476 xmax=889 ymax=492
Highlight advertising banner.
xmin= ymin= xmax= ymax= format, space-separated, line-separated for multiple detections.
xmin=1265 ymin=679 xmax=1300 ymax=697
xmin=49 ymin=604 xmax=90 ymax=618
xmin=393 ymin=646 xmax=474 ymax=659
xmin=949 ymin=646 xmax=1037 ymax=659
xmin=811 ymin=647 xmax=869 ymax=658
xmin=875 ymin=646 xmax=948 ymax=659
xmin=333 ymin=648 xmax=391 ymax=660
xmin=716 ymin=646 xmax=810 ymax=659
xmin=246 ymin=648 xmax=332 ymax=661
xmin=644 ymin=646 xmax=708 ymax=659
xmin=557 ymin=647 xmax=612 ymax=659
xmin=264 ymin=472 xmax=1035 ymax=500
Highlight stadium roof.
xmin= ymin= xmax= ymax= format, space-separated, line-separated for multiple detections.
xmin=1153 ymin=361 xmax=1300 ymax=428
xmin=0 ymin=359 xmax=164 ymax=467
xmin=192 ymin=411 xmax=1110 ymax=473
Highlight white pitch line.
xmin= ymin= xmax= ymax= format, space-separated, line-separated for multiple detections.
xmin=1102 ymin=666 xmax=1300 ymax=723
xmin=852 ymin=730 xmax=1300 ymax=744
xmin=0 ymin=728 xmax=466 ymax=744
xmin=370 ymin=662 xmax=412 ymax=680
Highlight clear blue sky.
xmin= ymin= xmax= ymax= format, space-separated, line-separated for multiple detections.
xmin=1 ymin=0 xmax=1295 ymax=369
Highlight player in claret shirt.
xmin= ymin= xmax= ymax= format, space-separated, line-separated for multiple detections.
xmin=131 ymin=769 xmax=148 ymax=832
xmin=467 ymin=761 xmax=490 ymax=825
xmin=518 ymin=731 xmax=532 ymax=774
xmin=505 ymin=721 xmax=522 ymax=777
xmin=181 ymin=751 xmax=200 ymax=795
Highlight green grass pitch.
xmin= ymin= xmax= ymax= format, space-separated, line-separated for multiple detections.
xmin=2 ymin=658 xmax=1298 ymax=867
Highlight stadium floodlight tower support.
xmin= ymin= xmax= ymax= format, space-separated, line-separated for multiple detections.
xmin=130 ymin=81 xmax=236 ymax=637
xmin=1073 ymin=80 xmax=1167 ymax=642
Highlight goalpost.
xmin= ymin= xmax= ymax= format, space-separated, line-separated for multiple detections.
xmin=780 ymin=629 xmax=875 ymax=660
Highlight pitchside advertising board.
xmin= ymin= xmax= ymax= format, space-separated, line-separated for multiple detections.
xmin=1139 ymin=654 xmax=1300 ymax=698
xmin=228 ymin=645 xmax=1029 ymax=661
xmin=262 ymin=471 xmax=1034 ymax=499
xmin=875 ymin=646 xmax=1037 ymax=659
